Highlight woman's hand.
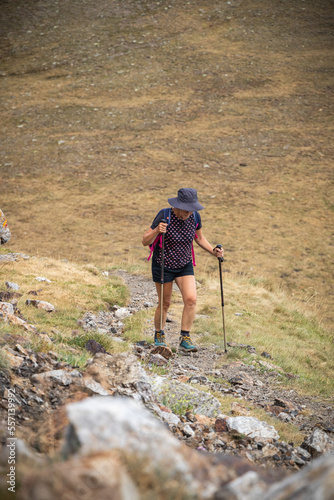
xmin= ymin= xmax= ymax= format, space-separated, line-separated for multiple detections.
xmin=142 ymin=221 xmax=167 ymax=246
xmin=213 ymin=246 xmax=224 ymax=259
xmin=157 ymin=222 xmax=167 ymax=234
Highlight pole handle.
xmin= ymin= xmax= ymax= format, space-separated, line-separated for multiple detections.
xmin=215 ymin=244 xmax=224 ymax=262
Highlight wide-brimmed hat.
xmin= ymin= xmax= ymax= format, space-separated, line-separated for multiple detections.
xmin=168 ymin=188 xmax=204 ymax=211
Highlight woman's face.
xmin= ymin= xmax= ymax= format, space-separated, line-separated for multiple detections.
xmin=174 ymin=208 xmax=193 ymax=220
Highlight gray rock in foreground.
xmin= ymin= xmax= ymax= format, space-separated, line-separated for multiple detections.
xmin=262 ymin=454 xmax=334 ymax=500
xmin=64 ymin=396 xmax=217 ymax=499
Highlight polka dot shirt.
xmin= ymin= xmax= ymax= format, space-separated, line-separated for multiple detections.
xmin=151 ymin=209 xmax=202 ymax=269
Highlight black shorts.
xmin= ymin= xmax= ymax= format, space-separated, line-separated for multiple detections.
xmin=152 ymin=259 xmax=194 ymax=284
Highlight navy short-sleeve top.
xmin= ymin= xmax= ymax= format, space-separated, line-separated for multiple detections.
xmin=151 ymin=208 xmax=202 ymax=269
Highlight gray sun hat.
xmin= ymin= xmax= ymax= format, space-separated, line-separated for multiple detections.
xmin=168 ymin=188 xmax=204 ymax=211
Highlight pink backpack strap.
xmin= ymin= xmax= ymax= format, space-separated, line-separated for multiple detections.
xmin=191 ymin=223 xmax=199 ymax=266
xmin=148 ymin=234 xmax=162 ymax=261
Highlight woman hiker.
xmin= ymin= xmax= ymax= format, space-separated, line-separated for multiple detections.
xmin=142 ymin=188 xmax=224 ymax=352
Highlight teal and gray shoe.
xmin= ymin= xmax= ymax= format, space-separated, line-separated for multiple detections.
xmin=154 ymin=331 xmax=167 ymax=346
xmin=179 ymin=335 xmax=198 ymax=352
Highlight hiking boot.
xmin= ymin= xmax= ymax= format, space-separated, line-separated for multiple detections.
xmin=154 ymin=331 xmax=167 ymax=346
xmin=179 ymin=335 xmax=198 ymax=352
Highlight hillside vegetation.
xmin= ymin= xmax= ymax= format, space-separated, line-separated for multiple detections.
xmin=0 ymin=0 xmax=333 ymax=329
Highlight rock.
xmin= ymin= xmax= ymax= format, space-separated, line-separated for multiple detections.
xmin=183 ymin=424 xmax=196 ymax=438
xmin=261 ymin=351 xmax=272 ymax=359
xmin=35 ymin=277 xmax=52 ymax=283
xmin=85 ymin=339 xmax=108 ymax=354
xmin=262 ymin=444 xmax=280 ymax=458
xmin=114 ymin=307 xmax=130 ymax=319
xmin=224 ymin=470 xmax=269 ymax=500
xmin=149 ymin=354 xmax=168 ymax=366
xmin=81 ymin=377 xmax=112 ymax=396
xmin=226 ymin=417 xmax=279 ymax=442
xmin=5 ymin=281 xmax=20 ymax=291
xmin=151 ymin=375 xmax=221 ymax=417
xmin=0 ymin=290 xmax=22 ymax=301
xmin=2 ymin=312 xmax=37 ymax=333
xmin=26 ymin=300 xmax=55 ymax=312
xmin=229 ymin=373 xmax=253 ymax=386
xmin=0 ymin=302 xmax=14 ymax=315
xmin=215 ymin=416 xmax=228 ymax=433
xmin=18 ymin=452 xmax=139 ymax=500
xmin=143 ymin=301 xmax=154 ymax=307
xmin=155 ymin=407 xmax=181 ymax=427
xmin=262 ymin=454 xmax=334 ymax=500
xmin=15 ymin=344 xmax=29 ymax=356
xmin=3 ymin=349 xmax=24 ymax=369
xmin=150 ymin=345 xmax=173 ymax=360
xmin=85 ymin=353 xmax=155 ymax=407
xmin=231 ymin=402 xmax=251 ymax=416
xmin=64 ymin=396 xmax=217 ymax=498
xmin=32 ymin=369 xmax=82 ymax=386
xmin=278 ymin=412 xmax=291 ymax=422
xmin=301 ymin=428 xmax=334 ymax=458
xmin=188 ymin=375 xmax=210 ymax=385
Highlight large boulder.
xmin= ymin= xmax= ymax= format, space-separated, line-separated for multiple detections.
xmin=64 ymin=396 xmax=219 ymax=498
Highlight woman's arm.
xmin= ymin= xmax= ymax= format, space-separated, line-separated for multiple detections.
xmin=195 ymin=228 xmax=224 ymax=258
xmin=142 ymin=222 xmax=167 ymax=247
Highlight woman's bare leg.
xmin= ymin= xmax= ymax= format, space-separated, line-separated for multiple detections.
xmin=175 ymin=275 xmax=197 ymax=331
xmin=154 ymin=281 xmax=174 ymax=331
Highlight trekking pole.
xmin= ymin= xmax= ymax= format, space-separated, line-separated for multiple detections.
xmin=216 ymin=244 xmax=227 ymax=353
xmin=160 ymin=219 xmax=167 ymax=333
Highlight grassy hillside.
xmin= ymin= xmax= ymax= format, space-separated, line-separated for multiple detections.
xmin=1 ymin=252 xmax=332 ymax=399
xmin=1 ymin=0 xmax=333 ymax=331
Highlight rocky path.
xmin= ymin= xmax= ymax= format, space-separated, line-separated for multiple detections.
xmin=114 ymin=270 xmax=334 ymax=438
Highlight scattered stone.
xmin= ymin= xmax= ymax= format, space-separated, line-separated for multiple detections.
xmin=26 ymin=299 xmax=55 ymax=312
xmin=85 ymin=339 xmax=109 ymax=355
xmin=225 ymin=470 xmax=269 ymax=499
xmin=32 ymin=369 xmax=82 ymax=386
xmin=227 ymin=416 xmax=280 ymax=442
xmin=150 ymin=345 xmax=173 ymax=360
xmin=2 ymin=312 xmax=37 ymax=333
xmin=149 ymin=354 xmax=168 ymax=366
xmin=183 ymin=424 xmax=195 ymax=438
xmin=301 ymin=428 xmax=334 ymax=458
xmin=231 ymin=402 xmax=251 ymax=416
xmin=0 ymin=302 xmax=14 ymax=315
xmin=5 ymin=281 xmax=20 ymax=291
xmin=261 ymin=351 xmax=272 ymax=359
xmin=0 ymin=290 xmax=22 ymax=301
xmin=35 ymin=277 xmax=52 ymax=283
xmin=215 ymin=416 xmax=228 ymax=433
xmin=114 ymin=307 xmax=131 ymax=319
xmin=151 ymin=376 xmax=221 ymax=417
xmin=229 ymin=373 xmax=253 ymax=386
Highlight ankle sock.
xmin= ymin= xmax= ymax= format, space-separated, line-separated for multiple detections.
xmin=181 ymin=330 xmax=190 ymax=337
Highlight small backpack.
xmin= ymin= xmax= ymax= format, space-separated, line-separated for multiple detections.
xmin=0 ymin=209 xmax=11 ymax=245
xmin=147 ymin=208 xmax=201 ymax=266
